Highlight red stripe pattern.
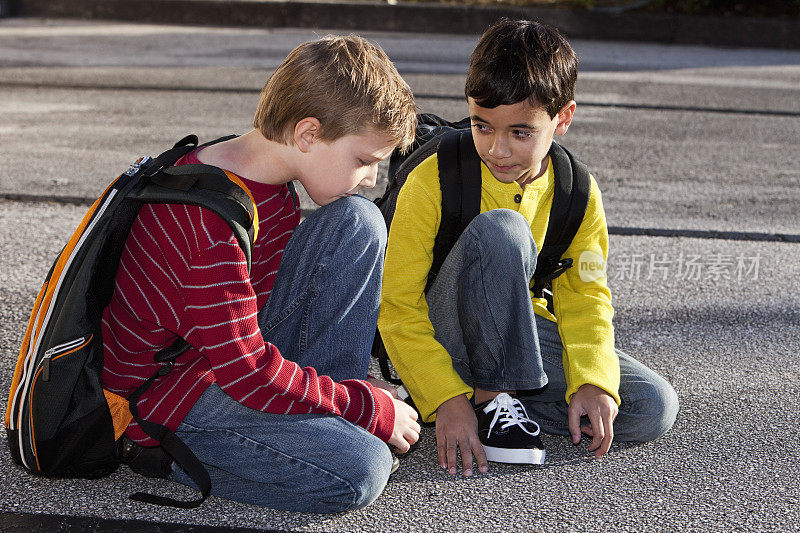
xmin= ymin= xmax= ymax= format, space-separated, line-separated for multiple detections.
xmin=101 ymin=150 xmax=394 ymax=445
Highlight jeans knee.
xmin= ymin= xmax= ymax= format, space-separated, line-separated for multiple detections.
xmin=629 ymin=376 xmax=679 ymax=442
xmin=328 ymin=195 xmax=387 ymax=251
xmin=339 ymin=440 xmax=392 ymax=511
xmin=655 ymin=381 xmax=680 ymax=438
xmin=467 ymin=209 xmax=536 ymax=267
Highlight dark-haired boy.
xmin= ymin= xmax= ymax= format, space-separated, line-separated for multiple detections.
xmin=379 ymin=19 xmax=678 ymax=476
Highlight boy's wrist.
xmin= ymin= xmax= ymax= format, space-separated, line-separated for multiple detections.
xmin=369 ymin=384 xmax=397 ymax=442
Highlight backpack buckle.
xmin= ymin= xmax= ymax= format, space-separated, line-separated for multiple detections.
xmin=154 ymin=339 xmax=192 ymax=363
xmin=549 ymin=257 xmax=573 ymax=279
xmin=531 ymin=257 xmax=573 ymax=298
xmin=157 ymin=361 xmax=174 ymax=377
xmin=115 ymin=436 xmax=173 ymax=479
xmin=124 ymin=156 xmax=153 ymax=177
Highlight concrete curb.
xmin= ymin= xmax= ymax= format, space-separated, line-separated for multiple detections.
xmin=7 ymin=0 xmax=800 ymax=49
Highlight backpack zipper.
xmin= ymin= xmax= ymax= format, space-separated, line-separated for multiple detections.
xmin=41 ymin=336 xmax=87 ymax=382
xmin=11 ymin=188 xmax=118 ymax=471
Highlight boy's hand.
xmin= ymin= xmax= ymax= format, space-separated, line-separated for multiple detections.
xmin=377 ymin=389 xmax=420 ymax=453
xmin=435 ymin=394 xmax=489 ymax=477
xmin=568 ymin=384 xmax=618 ymax=458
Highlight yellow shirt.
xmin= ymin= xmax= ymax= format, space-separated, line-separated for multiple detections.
xmin=378 ymin=153 xmax=620 ymax=422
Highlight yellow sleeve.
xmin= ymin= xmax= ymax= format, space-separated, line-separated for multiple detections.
xmin=378 ymin=156 xmax=473 ymax=423
xmin=551 ymin=176 xmax=620 ymax=405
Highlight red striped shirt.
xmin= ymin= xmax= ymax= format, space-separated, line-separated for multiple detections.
xmin=101 ymin=148 xmax=394 ymax=445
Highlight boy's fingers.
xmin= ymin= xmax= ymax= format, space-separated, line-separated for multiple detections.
xmin=597 ymin=425 xmax=614 ymax=458
xmin=473 ymin=437 xmax=489 ymax=473
xmin=400 ymin=431 xmax=417 ymax=453
xmin=587 ymin=411 xmax=604 ymax=452
xmin=446 ymin=441 xmax=459 ymax=475
xmin=568 ymin=407 xmax=582 ymax=444
xmin=460 ymin=443 xmax=474 ymax=477
xmin=596 ymin=412 xmax=615 ymax=458
xmin=391 ymin=432 xmax=411 ymax=453
xmin=436 ymin=434 xmax=447 ymax=469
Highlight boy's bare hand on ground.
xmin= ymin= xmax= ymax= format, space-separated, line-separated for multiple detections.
xmin=435 ymin=394 xmax=489 ymax=477
xmin=568 ymin=384 xmax=618 ymax=459
xmin=376 ymin=388 xmax=420 ymax=453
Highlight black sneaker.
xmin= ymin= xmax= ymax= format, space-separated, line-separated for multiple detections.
xmin=475 ymin=393 xmax=546 ymax=465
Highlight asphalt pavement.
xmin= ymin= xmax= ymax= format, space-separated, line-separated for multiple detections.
xmin=1 ymin=19 xmax=799 ymax=532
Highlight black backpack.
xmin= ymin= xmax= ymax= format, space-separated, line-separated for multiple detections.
xmin=4 ymin=135 xmax=257 ymax=508
xmin=372 ymin=114 xmax=591 ymax=384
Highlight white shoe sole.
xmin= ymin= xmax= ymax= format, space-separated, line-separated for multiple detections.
xmin=483 ymin=445 xmax=546 ymax=465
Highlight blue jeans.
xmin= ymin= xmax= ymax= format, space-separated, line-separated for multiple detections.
xmin=427 ymin=209 xmax=679 ymax=442
xmin=169 ymin=196 xmax=393 ymax=513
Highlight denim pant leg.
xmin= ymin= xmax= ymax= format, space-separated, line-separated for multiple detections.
xmin=170 ymin=384 xmax=393 ymax=513
xmin=426 ymin=209 xmax=547 ymax=391
xmin=170 ymin=196 xmax=392 ymax=512
xmin=258 ymin=194 xmax=387 ymax=381
xmin=520 ymin=315 xmax=680 ymax=442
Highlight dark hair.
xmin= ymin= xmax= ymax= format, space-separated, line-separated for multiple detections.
xmin=465 ymin=19 xmax=578 ymax=118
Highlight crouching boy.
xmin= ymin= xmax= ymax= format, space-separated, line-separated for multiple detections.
xmin=102 ymin=36 xmax=420 ymax=512
xmin=378 ymin=19 xmax=678 ymax=476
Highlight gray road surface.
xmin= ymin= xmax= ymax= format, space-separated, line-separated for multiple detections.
xmin=1 ymin=19 xmax=799 ymax=532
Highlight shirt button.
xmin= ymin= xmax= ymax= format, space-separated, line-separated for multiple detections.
xmin=514 ymin=194 xmax=522 ymax=203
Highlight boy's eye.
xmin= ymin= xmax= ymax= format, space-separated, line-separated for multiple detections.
xmin=513 ymin=129 xmax=533 ymax=138
xmin=472 ymin=123 xmax=489 ymax=133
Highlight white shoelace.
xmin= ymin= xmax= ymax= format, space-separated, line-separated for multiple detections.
xmin=485 ymin=393 xmax=541 ymax=438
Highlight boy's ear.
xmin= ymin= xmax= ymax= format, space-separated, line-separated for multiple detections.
xmin=293 ymin=117 xmax=322 ymax=153
xmin=554 ymin=101 xmax=576 ymax=136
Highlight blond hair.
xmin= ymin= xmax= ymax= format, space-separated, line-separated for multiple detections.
xmin=254 ymin=35 xmax=417 ymax=150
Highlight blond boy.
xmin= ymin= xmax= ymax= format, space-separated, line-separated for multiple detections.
xmin=102 ymin=36 xmax=419 ymax=512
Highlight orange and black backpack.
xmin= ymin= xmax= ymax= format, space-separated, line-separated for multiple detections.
xmin=4 ymin=135 xmax=258 ymax=508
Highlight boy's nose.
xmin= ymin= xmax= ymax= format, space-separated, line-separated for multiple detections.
xmin=361 ymin=169 xmax=377 ymax=189
xmin=488 ymin=136 xmax=511 ymax=158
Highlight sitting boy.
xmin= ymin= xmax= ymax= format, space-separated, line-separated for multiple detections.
xmin=378 ymin=19 xmax=679 ymax=476
xmin=101 ymin=35 xmax=420 ymax=512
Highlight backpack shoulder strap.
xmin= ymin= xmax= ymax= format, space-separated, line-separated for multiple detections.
xmin=123 ymin=135 xmax=251 ymax=508
xmin=141 ymin=134 xmax=236 ymax=174
xmin=129 ymin=136 xmax=257 ymax=272
xmin=379 ymin=115 xmax=475 ymax=216
xmin=126 ymin=339 xmax=210 ymax=509
xmin=543 ymin=142 xmax=591 ymax=257
xmin=531 ymin=142 xmax=591 ymax=301
xmin=427 ymin=130 xmax=482 ymax=292
xmin=386 ymin=135 xmax=441 ymax=196
xmin=456 ymin=131 xmax=482 ymax=234
xmin=140 ymin=135 xmax=199 ymax=174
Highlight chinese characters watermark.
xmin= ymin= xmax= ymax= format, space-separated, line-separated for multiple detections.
xmin=609 ymin=252 xmax=762 ymax=282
